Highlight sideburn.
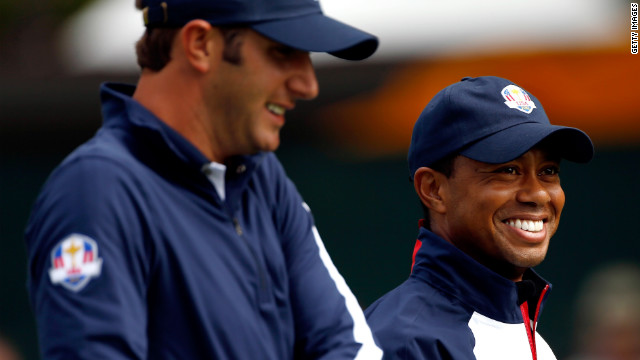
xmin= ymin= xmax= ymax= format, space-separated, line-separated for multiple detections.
xmin=220 ymin=27 xmax=245 ymax=65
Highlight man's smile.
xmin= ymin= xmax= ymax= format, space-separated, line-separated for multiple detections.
xmin=504 ymin=219 xmax=544 ymax=233
xmin=266 ymin=102 xmax=286 ymax=116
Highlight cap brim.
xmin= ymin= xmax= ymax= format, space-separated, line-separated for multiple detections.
xmin=250 ymin=13 xmax=378 ymax=60
xmin=460 ymin=123 xmax=594 ymax=164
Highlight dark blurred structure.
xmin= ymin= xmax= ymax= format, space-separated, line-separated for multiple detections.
xmin=0 ymin=1 xmax=89 ymax=78
xmin=1 ymin=1 xmax=639 ymax=359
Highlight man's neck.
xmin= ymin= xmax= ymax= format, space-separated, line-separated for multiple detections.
xmin=134 ymin=69 xmax=222 ymax=163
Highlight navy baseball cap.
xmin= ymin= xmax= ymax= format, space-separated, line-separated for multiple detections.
xmin=141 ymin=0 xmax=378 ymax=60
xmin=408 ymin=76 xmax=594 ymax=179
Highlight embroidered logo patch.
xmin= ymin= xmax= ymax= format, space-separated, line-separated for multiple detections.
xmin=49 ymin=234 xmax=103 ymax=292
xmin=502 ymin=85 xmax=536 ymax=114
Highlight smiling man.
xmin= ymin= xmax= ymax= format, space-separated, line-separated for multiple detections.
xmin=364 ymin=76 xmax=594 ymax=360
xmin=24 ymin=0 xmax=382 ymax=359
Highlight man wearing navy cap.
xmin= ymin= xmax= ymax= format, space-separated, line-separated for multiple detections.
xmin=365 ymin=76 xmax=594 ymax=359
xmin=25 ymin=0 xmax=382 ymax=359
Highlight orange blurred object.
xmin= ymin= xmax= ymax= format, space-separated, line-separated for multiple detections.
xmin=321 ymin=45 xmax=640 ymax=158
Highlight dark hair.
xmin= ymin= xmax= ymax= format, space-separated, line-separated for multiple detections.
xmin=136 ymin=28 xmax=180 ymax=71
xmin=134 ymin=11 xmax=246 ymax=71
xmin=134 ymin=1 xmax=176 ymax=71
xmin=419 ymin=153 xmax=458 ymax=230
xmin=218 ymin=27 xmax=245 ymax=65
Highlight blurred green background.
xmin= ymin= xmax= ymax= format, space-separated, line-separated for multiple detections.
xmin=1 ymin=1 xmax=639 ymax=359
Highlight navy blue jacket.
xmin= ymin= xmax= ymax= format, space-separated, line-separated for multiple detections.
xmin=26 ymin=83 xmax=382 ymax=359
xmin=365 ymin=225 xmax=557 ymax=360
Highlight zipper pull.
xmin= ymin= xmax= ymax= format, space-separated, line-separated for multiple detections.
xmin=233 ymin=218 xmax=243 ymax=236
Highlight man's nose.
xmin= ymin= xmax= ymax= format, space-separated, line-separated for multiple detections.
xmin=287 ymin=53 xmax=319 ymax=100
xmin=516 ymin=174 xmax=552 ymax=206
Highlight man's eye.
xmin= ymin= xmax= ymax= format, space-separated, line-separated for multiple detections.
xmin=273 ymin=46 xmax=296 ymax=56
xmin=540 ymin=167 xmax=560 ymax=176
xmin=498 ymin=167 xmax=518 ymax=175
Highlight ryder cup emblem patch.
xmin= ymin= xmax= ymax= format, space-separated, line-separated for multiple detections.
xmin=49 ymin=234 xmax=103 ymax=292
xmin=501 ymin=85 xmax=536 ymax=114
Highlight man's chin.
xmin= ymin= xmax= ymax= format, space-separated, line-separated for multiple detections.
xmin=259 ymin=144 xmax=279 ymax=153
xmin=259 ymin=137 xmax=280 ymax=153
xmin=508 ymin=251 xmax=547 ymax=269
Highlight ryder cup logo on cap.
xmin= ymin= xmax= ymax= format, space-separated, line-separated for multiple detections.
xmin=502 ymin=85 xmax=537 ymax=114
xmin=407 ymin=76 xmax=595 ymax=180
xmin=49 ymin=234 xmax=103 ymax=292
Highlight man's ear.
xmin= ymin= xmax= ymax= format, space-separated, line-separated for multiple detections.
xmin=179 ymin=20 xmax=218 ymax=73
xmin=413 ymin=167 xmax=447 ymax=214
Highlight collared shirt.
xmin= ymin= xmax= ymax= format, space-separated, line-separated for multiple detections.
xmin=202 ymin=161 xmax=227 ymax=200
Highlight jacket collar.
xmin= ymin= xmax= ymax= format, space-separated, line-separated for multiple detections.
xmin=410 ymin=226 xmax=551 ymax=323
xmin=99 ymin=82 xmax=265 ymax=207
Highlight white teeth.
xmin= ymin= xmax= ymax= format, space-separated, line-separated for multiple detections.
xmin=267 ymin=103 xmax=285 ymax=116
xmin=506 ymin=219 xmax=544 ymax=232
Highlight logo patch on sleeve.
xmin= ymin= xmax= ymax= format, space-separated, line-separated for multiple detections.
xmin=49 ymin=234 xmax=103 ymax=292
xmin=502 ymin=85 xmax=537 ymax=114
